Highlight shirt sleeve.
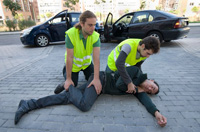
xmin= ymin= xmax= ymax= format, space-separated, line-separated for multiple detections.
xmin=134 ymin=92 xmax=159 ymax=116
xmin=93 ymin=38 xmax=101 ymax=47
xmin=65 ymin=34 xmax=74 ymax=49
xmin=115 ymin=51 xmax=132 ymax=85
xmin=115 ymin=66 xmax=145 ymax=92
xmin=121 ymin=44 xmax=131 ymax=55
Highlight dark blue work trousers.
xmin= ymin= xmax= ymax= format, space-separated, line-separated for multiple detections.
xmin=62 ymin=63 xmax=94 ymax=87
xmin=28 ymin=72 xmax=104 ymax=112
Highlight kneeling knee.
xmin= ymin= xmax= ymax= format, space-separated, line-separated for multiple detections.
xmin=80 ymin=104 xmax=91 ymax=112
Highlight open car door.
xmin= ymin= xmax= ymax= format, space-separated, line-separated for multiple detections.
xmin=48 ymin=10 xmax=68 ymax=42
xmin=104 ymin=12 xmax=113 ymax=42
xmin=65 ymin=10 xmax=71 ymax=29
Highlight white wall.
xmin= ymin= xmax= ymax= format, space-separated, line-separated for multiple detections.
xmin=0 ymin=1 xmax=4 ymax=20
xmin=37 ymin=0 xmax=62 ymax=21
xmin=185 ymin=0 xmax=200 ymax=17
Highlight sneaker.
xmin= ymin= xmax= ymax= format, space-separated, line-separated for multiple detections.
xmin=54 ymin=83 xmax=65 ymax=94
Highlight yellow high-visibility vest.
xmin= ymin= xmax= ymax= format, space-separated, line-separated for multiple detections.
xmin=65 ymin=27 xmax=99 ymax=72
xmin=107 ymin=39 xmax=146 ymax=71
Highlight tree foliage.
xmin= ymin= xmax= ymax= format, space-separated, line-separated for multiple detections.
xmin=5 ymin=19 xmax=17 ymax=31
xmin=94 ymin=0 xmax=106 ymax=4
xmin=124 ymin=9 xmax=129 ymax=14
xmin=169 ymin=10 xmax=179 ymax=15
xmin=94 ymin=0 xmax=100 ymax=4
xmin=156 ymin=5 xmax=162 ymax=10
xmin=192 ymin=6 xmax=200 ymax=13
xmin=40 ymin=14 xmax=45 ymax=19
xmin=140 ymin=1 xmax=146 ymax=10
xmin=3 ymin=0 xmax=21 ymax=17
xmin=65 ymin=0 xmax=79 ymax=10
xmin=15 ymin=13 xmax=24 ymax=21
xmin=18 ymin=20 xmax=35 ymax=30
xmin=46 ymin=12 xmax=53 ymax=18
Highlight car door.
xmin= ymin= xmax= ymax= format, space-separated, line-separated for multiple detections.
xmin=48 ymin=11 xmax=68 ymax=42
xmin=128 ymin=12 xmax=152 ymax=38
xmin=113 ymin=14 xmax=133 ymax=38
xmin=68 ymin=13 xmax=80 ymax=27
xmin=104 ymin=13 xmax=113 ymax=41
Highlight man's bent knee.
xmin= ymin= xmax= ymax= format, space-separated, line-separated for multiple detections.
xmin=79 ymin=103 xmax=92 ymax=112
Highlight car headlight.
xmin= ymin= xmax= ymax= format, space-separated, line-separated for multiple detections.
xmin=21 ymin=27 xmax=33 ymax=36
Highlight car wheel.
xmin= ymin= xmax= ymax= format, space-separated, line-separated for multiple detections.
xmin=35 ymin=34 xmax=49 ymax=47
xmin=148 ymin=31 xmax=163 ymax=43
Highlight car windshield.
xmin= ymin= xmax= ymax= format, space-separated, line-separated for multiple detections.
xmin=45 ymin=11 xmax=66 ymax=24
xmin=115 ymin=15 xmax=133 ymax=25
xmin=71 ymin=13 xmax=80 ymax=22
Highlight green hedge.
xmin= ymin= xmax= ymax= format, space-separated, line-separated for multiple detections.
xmin=18 ymin=20 xmax=36 ymax=30
xmin=5 ymin=20 xmax=17 ymax=31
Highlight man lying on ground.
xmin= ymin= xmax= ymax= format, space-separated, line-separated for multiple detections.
xmin=15 ymin=66 xmax=167 ymax=127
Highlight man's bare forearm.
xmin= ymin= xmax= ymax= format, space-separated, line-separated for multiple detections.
xmin=66 ymin=48 xmax=74 ymax=80
xmin=93 ymin=47 xmax=100 ymax=79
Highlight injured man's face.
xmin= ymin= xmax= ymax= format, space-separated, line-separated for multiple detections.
xmin=140 ymin=79 xmax=159 ymax=94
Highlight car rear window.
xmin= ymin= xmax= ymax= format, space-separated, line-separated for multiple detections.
xmin=153 ymin=16 xmax=167 ymax=21
xmin=156 ymin=10 xmax=179 ymax=18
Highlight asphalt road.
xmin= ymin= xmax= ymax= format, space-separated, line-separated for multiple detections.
xmin=0 ymin=26 xmax=199 ymax=46
xmin=186 ymin=26 xmax=200 ymax=38
xmin=0 ymin=33 xmax=21 ymax=46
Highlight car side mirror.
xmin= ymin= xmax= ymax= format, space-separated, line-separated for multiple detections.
xmin=48 ymin=20 xmax=52 ymax=25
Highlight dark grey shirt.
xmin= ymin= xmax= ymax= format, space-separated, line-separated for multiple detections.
xmin=104 ymin=66 xmax=159 ymax=116
xmin=116 ymin=44 xmax=143 ymax=85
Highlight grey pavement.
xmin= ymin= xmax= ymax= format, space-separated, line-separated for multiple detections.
xmin=0 ymin=37 xmax=200 ymax=131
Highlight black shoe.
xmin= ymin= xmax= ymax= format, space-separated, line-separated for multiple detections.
xmin=54 ymin=83 xmax=64 ymax=94
xmin=14 ymin=100 xmax=29 ymax=125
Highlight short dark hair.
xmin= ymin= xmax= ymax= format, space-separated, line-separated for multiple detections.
xmin=153 ymin=80 xmax=160 ymax=95
xmin=139 ymin=36 xmax=160 ymax=53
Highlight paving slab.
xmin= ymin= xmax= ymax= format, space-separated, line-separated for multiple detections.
xmin=0 ymin=38 xmax=200 ymax=132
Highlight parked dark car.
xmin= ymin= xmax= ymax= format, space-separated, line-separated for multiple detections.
xmin=20 ymin=10 xmax=103 ymax=47
xmin=103 ymin=10 xmax=190 ymax=43
xmin=20 ymin=10 xmax=80 ymax=47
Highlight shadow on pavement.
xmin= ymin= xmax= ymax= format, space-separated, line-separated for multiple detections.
xmin=161 ymin=41 xmax=180 ymax=48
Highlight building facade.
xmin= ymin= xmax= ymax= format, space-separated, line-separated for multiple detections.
xmin=29 ymin=0 xmax=39 ymax=22
xmin=0 ymin=0 xmax=199 ymax=27
xmin=62 ymin=0 xmax=80 ymax=11
xmin=0 ymin=1 xmax=4 ymax=25
xmin=81 ymin=0 xmax=140 ymax=21
xmin=0 ymin=0 xmax=32 ymax=21
xmin=0 ymin=0 xmax=33 ymax=26
xmin=185 ymin=0 xmax=200 ymax=17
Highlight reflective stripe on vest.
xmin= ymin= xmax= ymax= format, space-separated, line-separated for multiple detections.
xmin=73 ymin=62 xmax=91 ymax=68
xmin=107 ymin=39 xmax=146 ymax=71
xmin=74 ymin=55 xmax=91 ymax=62
xmin=113 ymin=47 xmax=130 ymax=67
